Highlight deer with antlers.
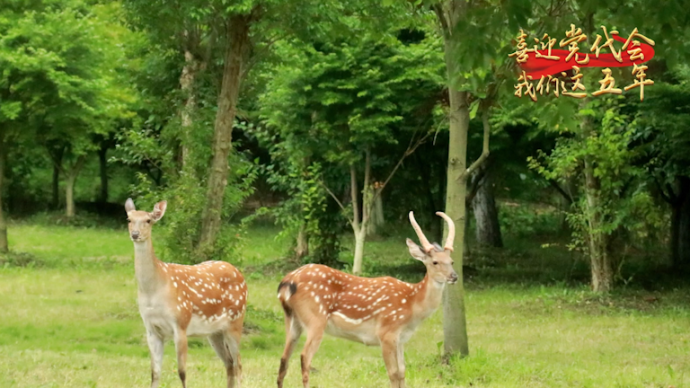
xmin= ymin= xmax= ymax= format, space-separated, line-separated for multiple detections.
xmin=125 ymin=198 xmax=246 ymax=388
xmin=276 ymin=211 xmax=458 ymax=388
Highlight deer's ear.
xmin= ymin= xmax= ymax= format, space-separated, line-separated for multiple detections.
xmin=125 ymin=198 xmax=136 ymax=214
xmin=150 ymin=200 xmax=167 ymax=222
xmin=406 ymin=238 xmax=427 ymax=261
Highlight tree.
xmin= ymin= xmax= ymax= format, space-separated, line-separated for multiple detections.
xmin=425 ymin=0 xmax=528 ymax=359
xmin=1 ymin=0 xmax=134 ymax=236
xmin=515 ymin=0 xmax=690 ymax=292
xmin=632 ymin=66 xmax=690 ymax=267
xmin=258 ymin=28 xmax=445 ymax=273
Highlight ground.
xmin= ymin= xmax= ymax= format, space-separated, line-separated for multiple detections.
xmin=0 ymin=221 xmax=688 ymax=387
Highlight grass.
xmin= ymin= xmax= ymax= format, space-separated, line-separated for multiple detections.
xmin=1 ymin=220 xmax=689 ymax=388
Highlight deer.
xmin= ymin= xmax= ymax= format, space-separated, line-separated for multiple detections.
xmin=125 ymin=198 xmax=247 ymax=388
xmin=276 ymin=211 xmax=458 ymax=388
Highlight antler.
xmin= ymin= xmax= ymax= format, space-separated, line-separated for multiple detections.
xmin=408 ymin=211 xmax=434 ymax=253
xmin=435 ymin=212 xmax=455 ymax=252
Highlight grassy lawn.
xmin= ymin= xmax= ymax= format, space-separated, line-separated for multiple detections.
xmin=1 ymin=222 xmax=689 ymax=387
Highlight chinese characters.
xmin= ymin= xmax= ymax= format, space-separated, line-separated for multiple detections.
xmin=509 ymin=25 xmax=656 ymax=101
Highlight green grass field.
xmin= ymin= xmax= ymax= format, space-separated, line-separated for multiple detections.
xmin=1 ymin=221 xmax=689 ymax=388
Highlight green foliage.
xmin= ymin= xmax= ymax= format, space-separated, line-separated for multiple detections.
xmin=498 ymin=203 xmax=562 ymax=238
xmin=125 ymin=150 xmax=258 ymax=264
xmin=527 ymin=97 xmax=665 ymax=262
xmin=254 ymin=23 xmax=445 ymax=263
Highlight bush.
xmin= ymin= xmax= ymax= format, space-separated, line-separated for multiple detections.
xmin=498 ymin=202 xmax=563 ymax=238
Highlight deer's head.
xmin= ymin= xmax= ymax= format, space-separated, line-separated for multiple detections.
xmin=407 ymin=211 xmax=458 ymax=285
xmin=124 ymin=198 xmax=167 ymax=243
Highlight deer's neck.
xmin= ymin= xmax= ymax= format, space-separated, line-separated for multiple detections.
xmin=415 ymin=273 xmax=446 ymax=314
xmin=133 ymin=239 xmax=164 ymax=294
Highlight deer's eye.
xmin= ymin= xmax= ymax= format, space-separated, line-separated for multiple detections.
xmin=146 ymin=219 xmax=152 ymax=224
xmin=433 ymin=261 xmax=438 ymax=265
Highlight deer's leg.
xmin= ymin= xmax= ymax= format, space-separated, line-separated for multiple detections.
xmin=209 ymin=325 xmax=242 ymax=388
xmin=146 ymin=330 xmax=165 ymax=388
xmin=225 ymin=317 xmax=243 ymax=388
xmin=277 ymin=312 xmax=303 ymax=388
xmin=397 ymin=343 xmax=406 ymax=388
xmin=208 ymin=333 xmax=232 ymax=386
xmin=300 ymin=321 xmax=326 ymax=388
xmin=379 ymin=332 xmax=403 ymax=388
xmin=174 ymin=328 xmax=188 ymax=388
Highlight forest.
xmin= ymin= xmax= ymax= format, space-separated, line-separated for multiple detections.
xmin=1 ymin=0 xmax=689 ymax=387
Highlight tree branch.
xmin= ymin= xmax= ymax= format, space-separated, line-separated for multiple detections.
xmin=549 ymin=179 xmax=574 ymax=204
xmin=372 ymin=130 xmax=432 ymax=205
xmin=362 ymin=149 xmax=372 ymax=225
xmin=458 ymin=107 xmax=491 ymax=182
xmin=67 ymin=154 xmax=88 ymax=179
xmin=432 ymin=4 xmax=450 ymax=36
xmin=45 ymin=144 xmax=66 ymax=174
xmin=466 ymin=165 xmax=488 ymax=205
xmin=321 ymin=181 xmax=354 ymax=226
xmin=350 ymin=164 xmax=360 ymax=232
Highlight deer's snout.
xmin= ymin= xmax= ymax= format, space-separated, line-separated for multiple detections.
xmin=448 ymin=273 xmax=459 ymax=284
xmin=131 ymin=231 xmax=140 ymax=240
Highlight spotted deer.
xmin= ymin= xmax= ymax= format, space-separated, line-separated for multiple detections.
xmin=276 ymin=211 xmax=458 ymax=388
xmin=125 ymin=198 xmax=247 ymax=388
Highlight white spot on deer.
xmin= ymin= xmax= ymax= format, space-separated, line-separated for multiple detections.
xmin=333 ymin=311 xmax=363 ymax=325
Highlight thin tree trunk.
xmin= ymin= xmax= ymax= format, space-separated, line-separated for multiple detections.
xmin=64 ymin=155 xmax=87 ymax=218
xmin=366 ymin=190 xmax=383 ymax=236
xmin=52 ymin=165 xmax=60 ymax=209
xmin=472 ymin=167 xmax=503 ymax=247
xmin=179 ymin=43 xmax=202 ymax=171
xmin=352 ymin=151 xmax=371 ymax=275
xmin=577 ymin=93 xmax=613 ymax=292
xmin=197 ymin=15 xmax=251 ymax=255
xmin=0 ymin=138 xmax=7 ymax=252
xmin=49 ymin=145 xmax=65 ymax=210
xmin=584 ymin=158 xmax=612 ymax=292
xmin=671 ymin=176 xmax=690 ymax=267
xmin=98 ymin=144 xmax=108 ymax=204
xmin=295 ymin=222 xmax=309 ymax=259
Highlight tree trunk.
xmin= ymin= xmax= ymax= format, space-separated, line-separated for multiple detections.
xmin=351 ymin=152 xmax=371 ymax=275
xmin=472 ymin=167 xmax=503 ymax=247
xmin=197 ymin=15 xmax=251 ymax=255
xmin=98 ymin=144 xmax=108 ymax=204
xmin=438 ymin=0 xmax=470 ymax=359
xmin=584 ymin=158 xmax=613 ymax=292
xmin=179 ymin=44 xmax=201 ymax=171
xmin=49 ymin=145 xmax=65 ymax=210
xmin=671 ymin=176 xmax=690 ymax=267
xmin=442 ymin=87 xmax=470 ymax=358
xmin=295 ymin=222 xmax=309 ymax=260
xmin=0 ymin=138 xmax=7 ymax=252
xmin=64 ymin=155 xmax=87 ymax=218
xmin=52 ymin=164 xmax=60 ymax=210
xmin=352 ymin=229 xmax=366 ymax=274
xmin=366 ymin=191 xmax=384 ymax=236
xmin=65 ymin=174 xmax=76 ymax=218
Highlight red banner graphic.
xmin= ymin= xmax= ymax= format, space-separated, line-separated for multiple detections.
xmin=515 ymin=31 xmax=655 ymax=79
